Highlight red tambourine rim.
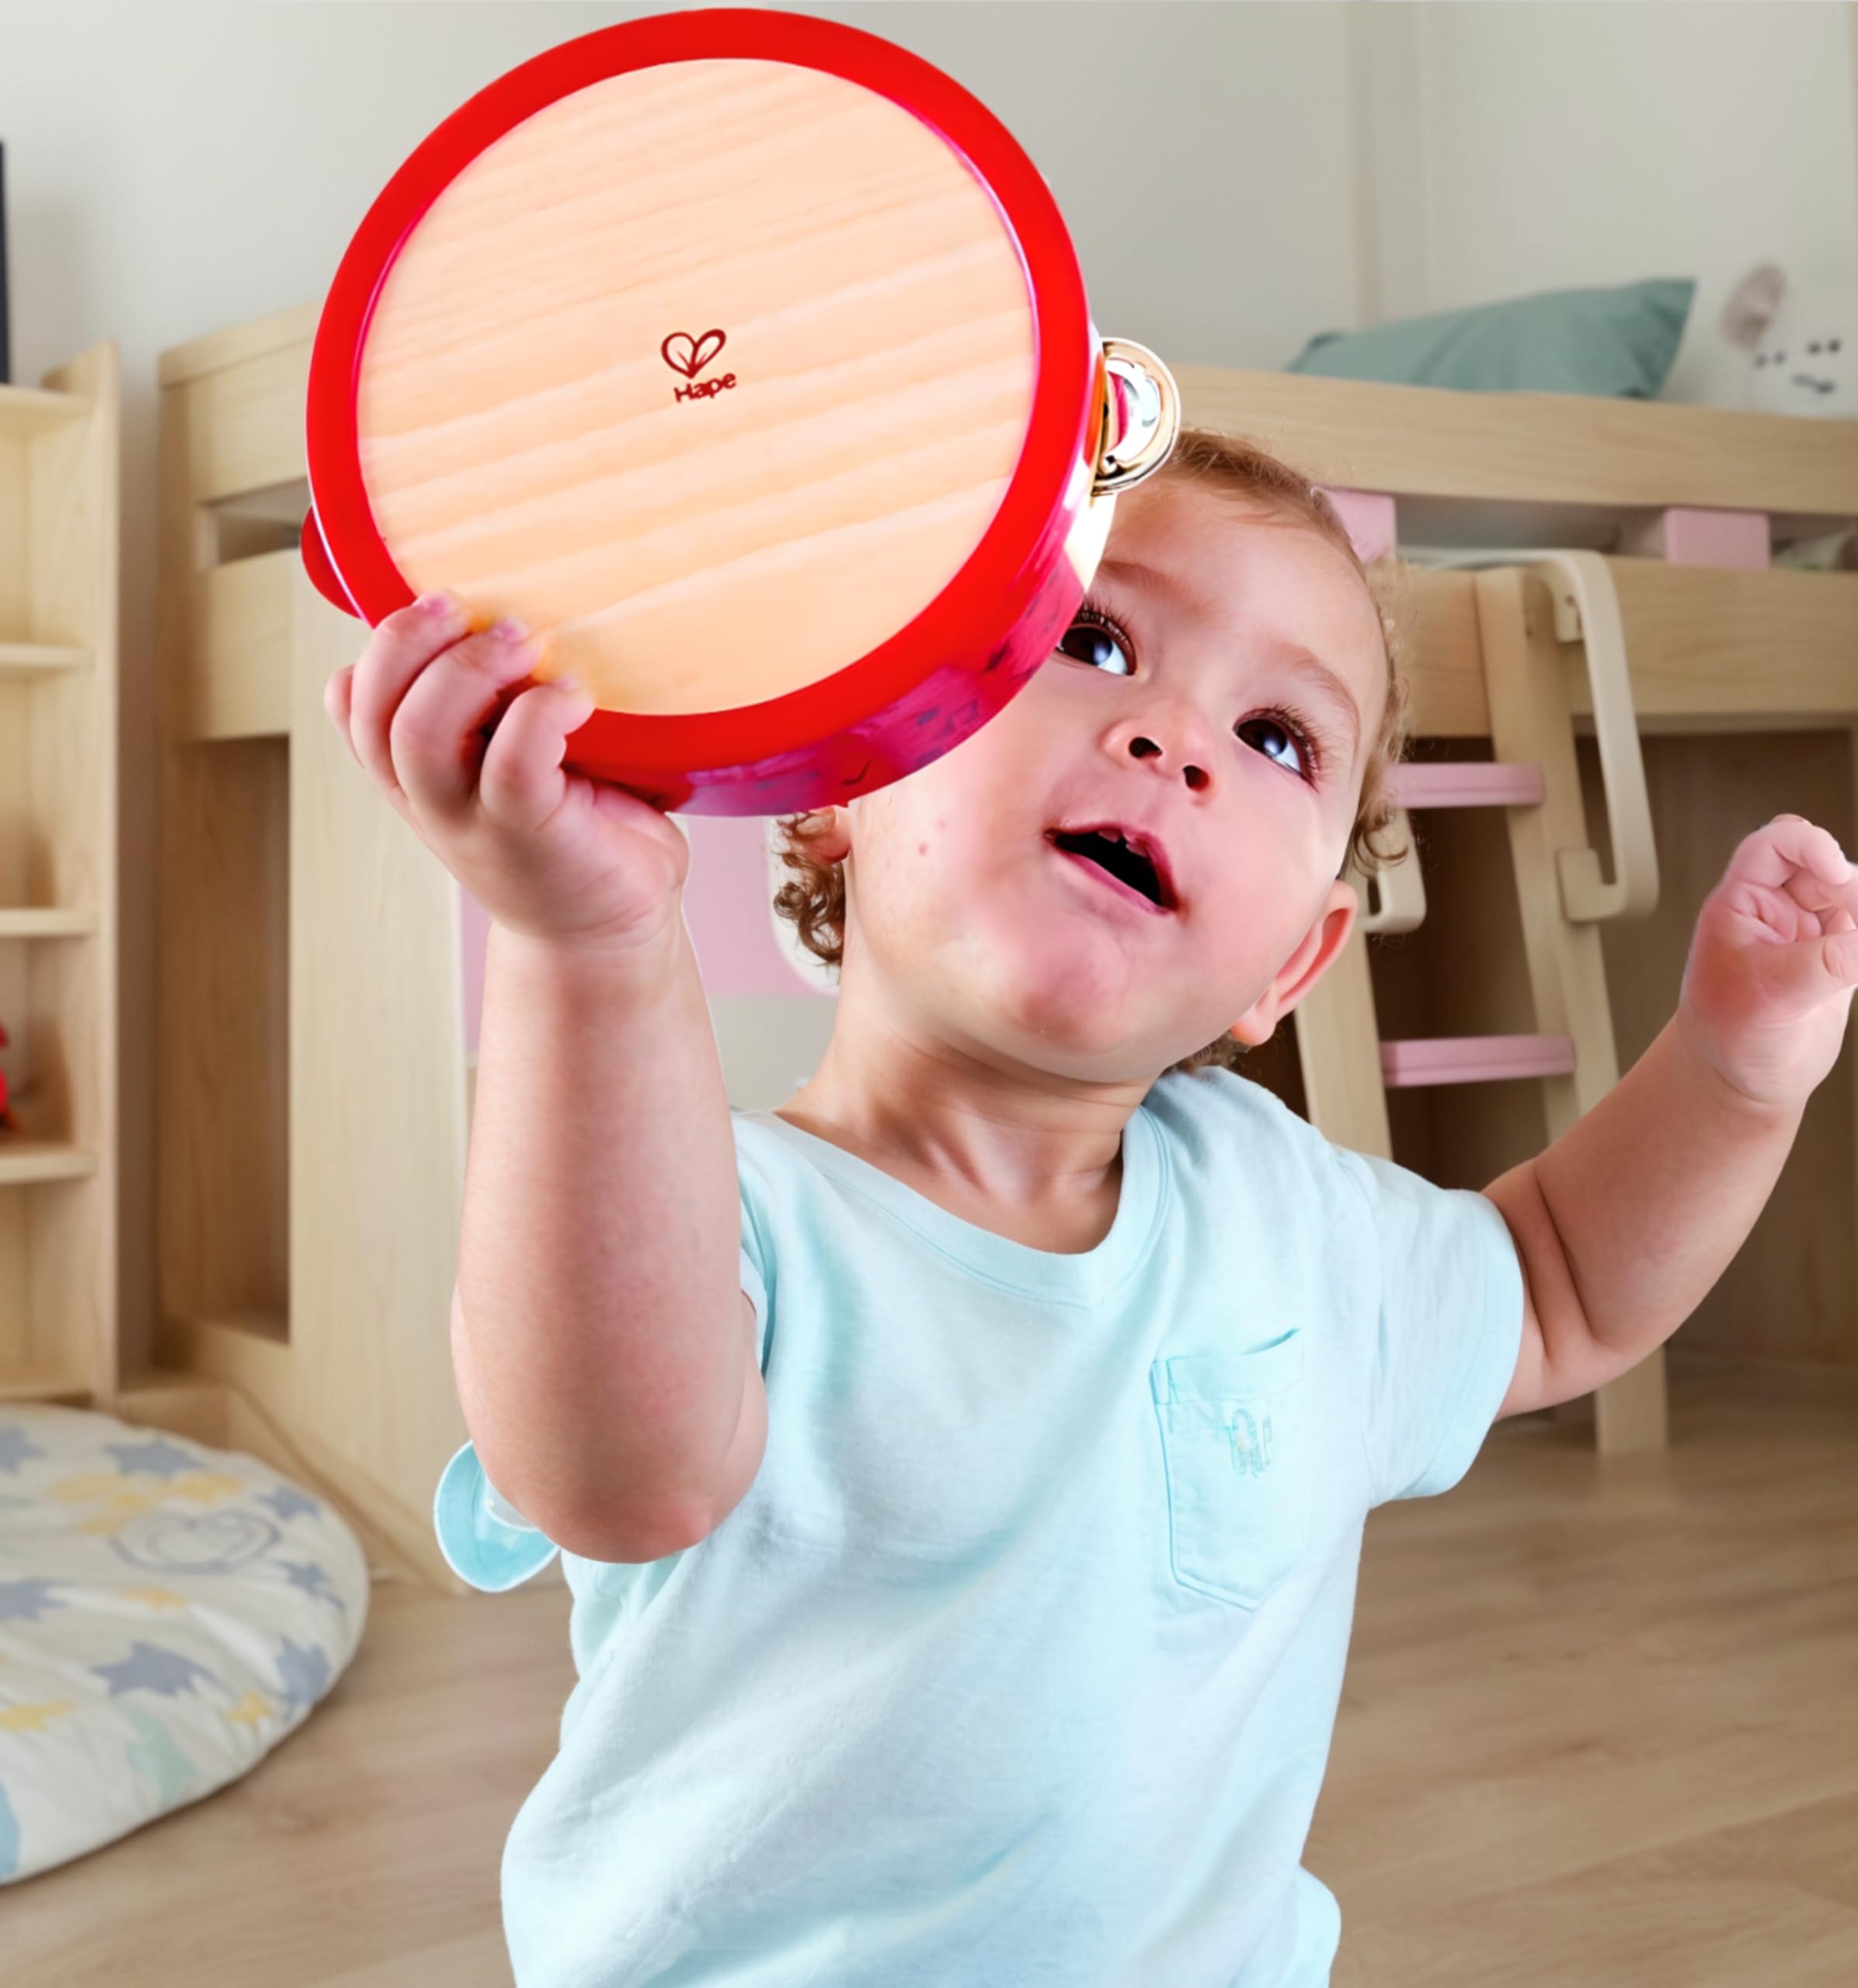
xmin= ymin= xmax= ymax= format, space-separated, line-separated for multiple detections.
xmin=304 ymin=5 xmax=1093 ymax=773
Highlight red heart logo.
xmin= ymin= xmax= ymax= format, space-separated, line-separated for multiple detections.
xmin=661 ymin=328 xmax=728 ymax=379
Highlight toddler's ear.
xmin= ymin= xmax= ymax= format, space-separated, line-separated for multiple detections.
xmin=798 ymin=805 xmax=853 ymax=862
xmin=1227 ymin=878 xmax=1359 ymax=1046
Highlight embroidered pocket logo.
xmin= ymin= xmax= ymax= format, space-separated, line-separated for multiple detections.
xmin=1227 ymin=1406 xmax=1274 ymax=1477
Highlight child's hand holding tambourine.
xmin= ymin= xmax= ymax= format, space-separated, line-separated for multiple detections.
xmin=325 ymin=594 xmax=692 ymax=957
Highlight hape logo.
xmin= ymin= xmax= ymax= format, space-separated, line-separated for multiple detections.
xmin=661 ymin=328 xmax=737 ymax=405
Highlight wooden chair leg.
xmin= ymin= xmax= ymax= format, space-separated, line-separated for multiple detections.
xmin=1477 ymin=567 xmax=1668 ymax=1453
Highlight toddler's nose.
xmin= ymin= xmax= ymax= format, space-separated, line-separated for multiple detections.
xmin=1126 ymin=732 xmax=1213 ymax=794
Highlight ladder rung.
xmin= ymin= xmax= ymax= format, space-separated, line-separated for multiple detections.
xmin=1380 ymin=1034 xmax=1574 ymax=1088
xmin=1384 ymin=763 xmax=1544 ymax=809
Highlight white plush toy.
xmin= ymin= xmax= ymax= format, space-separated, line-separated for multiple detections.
xmin=1722 ymin=262 xmax=1858 ymax=418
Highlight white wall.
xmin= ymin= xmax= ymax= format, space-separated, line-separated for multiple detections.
xmin=1356 ymin=2 xmax=1858 ymax=405
xmin=0 ymin=0 xmax=1362 ymax=1371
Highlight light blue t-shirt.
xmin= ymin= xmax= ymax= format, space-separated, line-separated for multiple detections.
xmin=435 ymin=1065 xmax=1524 ymax=1986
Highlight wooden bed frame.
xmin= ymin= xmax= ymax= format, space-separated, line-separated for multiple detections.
xmin=124 ymin=304 xmax=1858 ymax=1584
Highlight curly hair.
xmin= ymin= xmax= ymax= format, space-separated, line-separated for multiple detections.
xmin=771 ymin=427 xmax=1412 ymax=1077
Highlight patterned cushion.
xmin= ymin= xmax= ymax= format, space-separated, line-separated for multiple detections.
xmin=0 ymin=1403 xmax=368 ymax=1882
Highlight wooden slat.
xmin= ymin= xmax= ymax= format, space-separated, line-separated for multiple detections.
xmin=180 ymin=338 xmax=315 ymax=506
xmin=0 ymin=1139 xmax=99 ymax=1186
xmin=1387 ymin=565 xmax=1491 ymax=736
xmin=0 ymin=381 xmax=89 ymax=438
xmin=289 ymin=563 xmax=471 ymax=1592
xmin=1479 ymin=568 xmax=1668 ymax=1452
xmin=182 ymin=549 xmax=294 ymax=739
xmin=0 ymin=1366 xmax=91 ymax=1403
xmin=156 ymin=302 xmax=318 ymax=389
xmin=1386 ymin=762 xmax=1544 ymax=809
xmin=0 ymin=907 xmax=99 ymax=937
xmin=0 ymin=642 xmax=91 ymax=674
xmin=1380 ymin=1033 xmax=1575 ymax=1088
xmin=1178 ymin=365 xmax=1858 ymax=519
xmin=1585 ymin=561 xmax=1858 ymax=724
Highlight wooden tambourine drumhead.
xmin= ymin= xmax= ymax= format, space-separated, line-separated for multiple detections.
xmin=304 ymin=6 xmax=1178 ymax=813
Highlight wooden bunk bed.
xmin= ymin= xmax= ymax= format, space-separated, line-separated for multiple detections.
xmin=121 ymin=304 xmax=1858 ymax=1582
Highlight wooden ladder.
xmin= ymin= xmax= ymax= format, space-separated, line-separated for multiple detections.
xmin=1293 ymin=556 xmax=1668 ymax=1454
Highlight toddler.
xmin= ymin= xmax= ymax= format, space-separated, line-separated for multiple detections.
xmin=329 ymin=429 xmax=1858 ymax=1986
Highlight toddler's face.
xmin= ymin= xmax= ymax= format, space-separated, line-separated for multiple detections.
xmin=824 ymin=476 xmax=1389 ymax=1083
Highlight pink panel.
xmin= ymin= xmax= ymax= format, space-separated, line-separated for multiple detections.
xmin=1317 ymin=487 xmax=1397 ymax=565
xmin=457 ymin=817 xmax=819 ymax=1062
xmin=1386 ymin=762 xmax=1544 ymax=809
xmin=1380 ymin=1033 xmax=1575 ymax=1089
xmin=1622 ymin=507 xmax=1769 ymax=570
xmin=680 ymin=815 xmax=825 ymax=999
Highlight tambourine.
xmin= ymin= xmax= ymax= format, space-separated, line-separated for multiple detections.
xmin=303 ymin=7 xmax=1180 ymax=815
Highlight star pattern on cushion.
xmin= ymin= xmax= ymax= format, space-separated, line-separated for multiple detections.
xmin=259 ymin=1484 xmax=321 ymax=1522
xmin=273 ymin=1637 xmax=332 ymax=1718
xmin=0 ymin=1427 xmax=46 ymax=1476
xmin=0 ymin=1578 xmax=67 ymax=1624
xmin=104 ymin=1437 xmax=200 ymax=1481
xmin=92 ymin=1640 xmax=219 ymax=1699
xmin=279 ymin=1559 xmax=344 ymax=1611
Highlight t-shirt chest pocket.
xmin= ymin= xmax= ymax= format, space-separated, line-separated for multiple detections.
xmin=1149 ymin=1333 xmax=1307 ymax=1611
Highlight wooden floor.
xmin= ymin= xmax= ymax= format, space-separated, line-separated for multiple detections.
xmin=9 ymin=1355 xmax=1856 ymax=1986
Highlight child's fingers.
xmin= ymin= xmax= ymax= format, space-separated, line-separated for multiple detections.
xmin=387 ymin=622 xmax=552 ymax=818
xmin=478 ymin=676 xmax=598 ymax=833
xmin=324 ymin=666 xmax=357 ymax=757
xmin=346 ymin=593 xmax=473 ymax=798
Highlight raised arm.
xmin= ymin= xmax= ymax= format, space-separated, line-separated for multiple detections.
xmin=1485 ymin=815 xmax=1858 ymax=1420
xmin=457 ymin=915 xmax=763 ymax=1560
xmin=325 ymin=591 xmax=766 ymax=1562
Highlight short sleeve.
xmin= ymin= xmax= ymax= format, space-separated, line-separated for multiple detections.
xmin=736 ymin=1131 xmax=774 ymax=1375
xmin=741 ymin=1235 xmax=769 ymax=1373
xmin=433 ymin=1441 xmax=562 ymax=1591
xmin=1331 ymin=1146 xmax=1526 ymax=1506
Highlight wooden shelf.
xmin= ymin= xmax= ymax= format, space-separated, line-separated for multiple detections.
xmin=0 ymin=642 xmax=92 ymax=676
xmin=0 ymin=381 xmax=89 ymax=436
xmin=0 ymin=907 xmax=99 ymax=938
xmin=0 ymin=1139 xmax=100 ymax=1187
xmin=0 ymin=342 xmax=118 ymax=1405
xmin=0 ymin=1367 xmax=92 ymax=1405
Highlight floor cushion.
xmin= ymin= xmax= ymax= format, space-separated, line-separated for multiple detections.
xmin=0 ymin=1402 xmax=369 ymax=1882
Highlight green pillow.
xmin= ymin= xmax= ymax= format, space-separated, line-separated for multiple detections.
xmin=1286 ymin=279 xmax=1696 ymax=398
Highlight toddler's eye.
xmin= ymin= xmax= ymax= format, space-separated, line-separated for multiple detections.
xmin=1056 ymin=613 xmax=1133 ymax=676
xmin=1237 ymin=714 xmax=1310 ymax=779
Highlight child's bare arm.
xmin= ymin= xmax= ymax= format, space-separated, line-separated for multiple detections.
xmin=326 ymin=592 xmax=765 ymax=1559
xmin=458 ymin=916 xmax=764 ymax=1559
xmin=1485 ymin=815 xmax=1858 ymax=1419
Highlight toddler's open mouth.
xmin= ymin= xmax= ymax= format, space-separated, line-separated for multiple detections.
xmin=1045 ymin=825 xmax=1178 ymax=915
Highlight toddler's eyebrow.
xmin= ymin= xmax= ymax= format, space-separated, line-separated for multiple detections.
xmin=1095 ymin=555 xmax=1362 ymax=768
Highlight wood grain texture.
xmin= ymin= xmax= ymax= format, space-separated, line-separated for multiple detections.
xmin=6 ymin=1359 xmax=1849 ymax=1985
xmin=0 ymin=343 xmax=118 ymax=1397
xmin=1178 ymin=365 xmax=1858 ymax=518
xmin=357 ymin=59 xmax=1035 ymax=711
xmin=287 ymin=565 xmax=471 ymax=1590
xmin=1317 ymin=1358 xmax=1858 ymax=1986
